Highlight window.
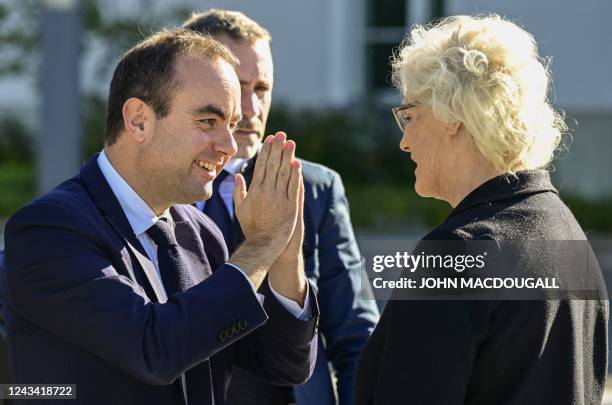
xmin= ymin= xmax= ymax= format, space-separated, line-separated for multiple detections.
xmin=365 ymin=0 xmax=445 ymax=94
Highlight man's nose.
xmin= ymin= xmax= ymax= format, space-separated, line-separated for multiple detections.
xmin=241 ymin=91 xmax=261 ymax=120
xmin=215 ymin=126 xmax=238 ymax=157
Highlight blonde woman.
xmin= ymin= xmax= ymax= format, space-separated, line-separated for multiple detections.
xmin=355 ymin=15 xmax=608 ymax=404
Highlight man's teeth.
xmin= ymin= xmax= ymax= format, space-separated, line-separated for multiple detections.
xmin=196 ymin=161 xmax=216 ymax=171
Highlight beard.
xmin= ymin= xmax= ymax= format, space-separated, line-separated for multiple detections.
xmin=234 ymin=118 xmax=265 ymax=159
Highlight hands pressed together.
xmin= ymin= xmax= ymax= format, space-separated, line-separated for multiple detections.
xmin=228 ymin=132 xmax=307 ymax=305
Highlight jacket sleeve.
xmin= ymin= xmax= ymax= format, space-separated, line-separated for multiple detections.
xmin=314 ymin=171 xmax=380 ymax=405
xmin=230 ymin=278 xmax=319 ymax=385
xmin=3 ymin=201 xmax=269 ymax=385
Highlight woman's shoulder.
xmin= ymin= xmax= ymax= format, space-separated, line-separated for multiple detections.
xmin=424 ymin=214 xmax=499 ymax=241
xmin=426 ymin=189 xmax=585 ymax=242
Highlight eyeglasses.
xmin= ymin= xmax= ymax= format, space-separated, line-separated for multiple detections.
xmin=391 ymin=102 xmax=418 ymax=133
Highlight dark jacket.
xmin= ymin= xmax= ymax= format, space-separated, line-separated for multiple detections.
xmin=1 ymin=155 xmax=319 ymax=405
xmin=355 ymin=170 xmax=608 ymax=405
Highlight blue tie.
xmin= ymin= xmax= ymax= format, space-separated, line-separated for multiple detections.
xmin=146 ymin=217 xmax=188 ymax=296
xmin=145 ymin=217 xmax=191 ymax=403
xmin=203 ymin=170 xmax=235 ymax=251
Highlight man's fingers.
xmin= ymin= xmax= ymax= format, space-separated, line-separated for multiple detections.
xmin=251 ymin=135 xmax=274 ymax=186
xmin=233 ymin=173 xmax=248 ymax=208
xmin=294 ymin=174 xmax=305 ymax=245
xmin=298 ymin=170 xmax=304 ymax=219
xmin=287 ymin=159 xmax=302 ymax=202
xmin=276 ymin=140 xmax=295 ymax=192
xmin=288 ymin=165 xmax=304 ymax=247
xmin=263 ymin=132 xmax=286 ymax=189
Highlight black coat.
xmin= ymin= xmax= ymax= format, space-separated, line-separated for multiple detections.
xmin=355 ymin=170 xmax=608 ymax=405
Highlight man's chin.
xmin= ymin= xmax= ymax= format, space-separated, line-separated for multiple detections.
xmin=235 ymin=144 xmax=260 ymax=160
xmin=182 ymin=186 xmax=213 ymax=204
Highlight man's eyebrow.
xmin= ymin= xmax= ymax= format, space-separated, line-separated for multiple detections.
xmin=191 ymin=105 xmax=227 ymax=120
xmin=239 ymin=79 xmax=271 ymax=87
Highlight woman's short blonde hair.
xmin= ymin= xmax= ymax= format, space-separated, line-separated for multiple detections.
xmin=392 ymin=14 xmax=566 ymax=172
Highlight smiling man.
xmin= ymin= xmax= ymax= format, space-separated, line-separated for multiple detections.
xmin=1 ymin=30 xmax=318 ymax=405
xmin=183 ymin=10 xmax=380 ymax=405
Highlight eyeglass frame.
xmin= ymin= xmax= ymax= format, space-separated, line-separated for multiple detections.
xmin=392 ymin=102 xmax=419 ymax=133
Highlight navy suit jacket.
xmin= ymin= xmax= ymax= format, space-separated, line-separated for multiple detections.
xmin=229 ymin=158 xmax=380 ymax=405
xmin=0 ymin=155 xmax=319 ymax=405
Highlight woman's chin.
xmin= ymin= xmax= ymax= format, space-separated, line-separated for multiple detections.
xmin=414 ymin=181 xmax=429 ymax=198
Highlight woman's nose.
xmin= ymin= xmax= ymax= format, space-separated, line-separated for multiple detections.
xmin=399 ymin=131 xmax=411 ymax=152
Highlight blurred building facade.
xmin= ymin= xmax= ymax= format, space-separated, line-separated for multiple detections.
xmin=0 ymin=0 xmax=610 ymax=198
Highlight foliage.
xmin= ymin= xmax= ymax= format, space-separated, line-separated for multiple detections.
xmin=0 ymin=0 xmax=192 ymax=78
xmin=0 ymin=0 xmax=38 ymax=76
xmin=0 ymin=1 xmax=609 ymax=233
xmin=0 ymin=114 xmax=35 ymax=217
xmin=562 ymin=194 xmax=612 ymax=235
xmin=83 ymin=95 xmax=107 ymax=158
xmin=1 ymin=100 xmax=612 ymax=232
xmin=0 ymin=115 xmax=33 ymax=163
xmin=81 ymin=0 xmax=192 ymax=80
xmin=0 ymin=161 xmax=34 ymax=217
xmin=267 ymin=103 xmax=416 ymax=186
xmin=345 ymin=183 xmax=451 ymax=231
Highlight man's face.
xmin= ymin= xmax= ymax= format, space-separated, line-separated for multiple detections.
xmin=137 ymin=54 xmax=241 ymax=205
xmin=217 ymin=36 xmax=274 ymax=160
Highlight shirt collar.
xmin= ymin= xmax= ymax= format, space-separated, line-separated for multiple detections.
xmin=97 ymin=150 xmax=169 ymax=236
xmin=224 ymin=157 xmax=248 ymax=176
xmin=224 ymin=142 xmax=263 ymax=176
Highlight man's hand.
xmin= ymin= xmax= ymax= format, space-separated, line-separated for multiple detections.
xmin=228 ymin=132 xmax=302 ymax=289
xmin=268 ymin=171 xmax=307 ymax=306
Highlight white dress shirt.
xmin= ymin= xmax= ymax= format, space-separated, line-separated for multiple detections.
xmin=98 ymin=151 xmax=309 ymax=319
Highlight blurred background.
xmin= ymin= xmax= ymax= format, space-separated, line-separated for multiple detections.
xmin=0 ymin=0 xmax=611 ymax=234
xmin=0 ymin=0 xmax=611 ymax=399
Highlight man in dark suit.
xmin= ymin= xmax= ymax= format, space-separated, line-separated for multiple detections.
xmin=1 ymin=29 xmax=318 ymax=405
xmin=182 ymin=10 xmax=380 ymax=405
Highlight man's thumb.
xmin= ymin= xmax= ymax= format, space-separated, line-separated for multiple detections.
xmin=233 ymin=173 xmax=248 ymax=207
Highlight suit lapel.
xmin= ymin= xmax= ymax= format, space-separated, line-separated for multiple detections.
xmin=80 ymin=154 xmax=166 ymax=303
xmin=123 ymin=239 xmax=168 ymax=303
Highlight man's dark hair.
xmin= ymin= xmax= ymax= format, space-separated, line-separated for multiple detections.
xmin=182 ymin=9 xmax=271 ymax=42
xmin=104 ymin=29 xmax=238 ymax=145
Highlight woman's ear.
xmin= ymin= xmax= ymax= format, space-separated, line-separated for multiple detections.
xmin=446 ymin=120 xmax=462 ymax=137
xmin=122 ymin=97 xmax=151 ymax=143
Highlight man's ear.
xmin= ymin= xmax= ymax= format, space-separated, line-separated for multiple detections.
xmin=122 ymin=98 xmax=152 ymax=143
xmin=446 ymin=119 xmax=462 ymax=137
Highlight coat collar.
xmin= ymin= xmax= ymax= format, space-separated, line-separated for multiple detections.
xmin=80 ymin=153 xmax=137 ymax=240
xmin=80 ymin=153 xmax=166 ymax=302
xmin=448 ymin=170 xmax=559 ymax=219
